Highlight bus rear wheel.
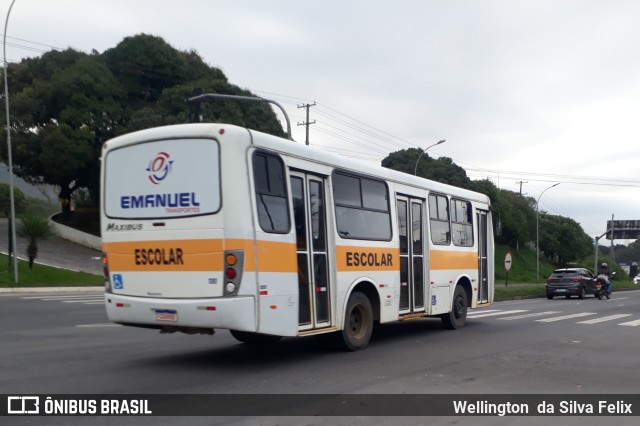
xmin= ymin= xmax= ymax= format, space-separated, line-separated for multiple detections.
xmin=229 ymin=330 xmax=282 ymax=345
xmin=441 ymin=285 xmax=468 ymax=330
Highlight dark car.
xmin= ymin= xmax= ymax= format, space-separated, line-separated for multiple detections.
xmin=546 ymin=268 xmax=596 ymax=299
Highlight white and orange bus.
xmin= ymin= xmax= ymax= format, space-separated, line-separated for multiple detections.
xmin=100 ymin=96 xmax=493 ymax=351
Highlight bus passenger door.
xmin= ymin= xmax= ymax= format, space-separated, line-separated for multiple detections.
xmin=396 ymin=196 xmax=426 ymax=315
xmin=291 ymin=172 xmax=331 ymax=331
xmin=477 ymin=210 xmax=489 ymax=303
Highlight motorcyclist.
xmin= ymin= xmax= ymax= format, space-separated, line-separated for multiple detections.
xmin=597 ymin=262 xmax=613 ymax=295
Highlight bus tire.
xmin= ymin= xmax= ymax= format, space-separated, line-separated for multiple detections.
xmin=229 ymin=330 xmax=282 ymax=345
xmin=339 ymin=291 xmax=374 ymax=351
xmin=441 ymin=285 xmax=468 ymax=330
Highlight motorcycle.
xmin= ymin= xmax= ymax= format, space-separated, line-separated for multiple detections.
xmin=594 ymin=271 xmax=615 ymax=300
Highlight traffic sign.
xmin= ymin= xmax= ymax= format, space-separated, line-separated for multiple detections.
xmin=605 ymin=220 xmax=640 ymax=240
xmin=504 ymin=251 xmax=513 ymax=273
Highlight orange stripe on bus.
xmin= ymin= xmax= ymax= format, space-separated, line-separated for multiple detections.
xmin=224 ymin=239 xmax=297 ymax=273
xmin=103 ymin=240 xmax=476 ymax=272
xmin=102 ymin=239 xmax=297 ymax=273
xmin=336 ymin=246 xmax=399 ymax=272
xmin=430 ymin=250 xmax=478 ymax=270
xmin=102 ymin=239 xmax=223 ymax=272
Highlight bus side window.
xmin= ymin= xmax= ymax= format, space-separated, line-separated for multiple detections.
xmin=451 ymin=199 xmax=473 ymax=247
xmin=333 ymin=171 xmax=391 ymax=241
xmin=253 ymin=151 xmax=290 ymax=233
xmin=428 ymin=193 xmax=451 ymax=245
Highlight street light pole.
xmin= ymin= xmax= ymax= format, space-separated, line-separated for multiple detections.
xmin=536 ymin=182 xmax=560 ymax=281
xmin=414 ymin=139 xmax=445 ymax=176
xmin=3 ymin=0 xmax=18 ymax=286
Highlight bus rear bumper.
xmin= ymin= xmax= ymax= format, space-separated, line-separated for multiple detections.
xmin=105 ymin=293 xmax=257 ymax=332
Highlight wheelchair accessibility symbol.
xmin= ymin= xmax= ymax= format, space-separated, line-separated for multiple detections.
xmin=113 ymin=274 xmax=124 ymax=289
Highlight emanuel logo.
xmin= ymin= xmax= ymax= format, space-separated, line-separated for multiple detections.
xmin=146 ymin=152 xmax=173 ymax=184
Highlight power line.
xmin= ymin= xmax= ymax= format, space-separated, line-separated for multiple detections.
xmin=313 ymin=127 xmax=389 ymax=155
xmin=5 ymin=35 xmax=61 ymax=50
xmin=313 ymin=108 xmax=413 ymax=152
xmin=315 ymin=120 xmax=400 ymax=155
xmin=316 ymin=103 xmax=420 ymax=150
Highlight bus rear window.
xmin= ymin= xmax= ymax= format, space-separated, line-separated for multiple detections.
xmin=104 ymin=138 xmax=221 ymax=219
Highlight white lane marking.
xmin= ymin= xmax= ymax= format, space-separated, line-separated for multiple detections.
xmin=536 ymin=312 xmax=598 ymax=322
xmin=467 ymin=309 xmax=501 ymax=316
xmin=577 ymin=314 xmax=633 ymax=324
xmin=497 ymin=311 xmax=562 ymax=320
xmin=619 ymin=319 xmax=640 ymax=327
xmin=76 ymin=323 xmax=121 ymax=328
xmin=467 ymin=310 xmax=528 ymax=318
xmin=22 ymin=295 xmax=101 ymax=299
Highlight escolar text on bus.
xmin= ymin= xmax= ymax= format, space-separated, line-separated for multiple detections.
xmin=345 ymin=251 xmax=394 ymax=267
xmin=134 ymin=248 xmax=184 ymax=265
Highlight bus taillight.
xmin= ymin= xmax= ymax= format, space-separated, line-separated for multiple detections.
xmin=102 ymin=254 xmax=109 ymax=278
xmin=223 ymin=250 xmax=244 ymax=297
xmin=225 ymin=268 xmax=237 ymax=280
xmin=102 ymin=253 xmax=112 ymax=293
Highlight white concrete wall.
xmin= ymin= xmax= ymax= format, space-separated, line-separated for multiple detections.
xmin=48 ymin=215 xmax=102 ymax=251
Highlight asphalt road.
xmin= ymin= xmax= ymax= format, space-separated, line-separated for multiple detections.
xmin=2 ymin=290 xmax=640 ymax=425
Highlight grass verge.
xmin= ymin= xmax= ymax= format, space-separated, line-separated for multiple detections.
xmin=0 ymin=255 xmax=102 ymax=288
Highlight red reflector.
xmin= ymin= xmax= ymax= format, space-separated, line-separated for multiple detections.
xmin=206 ymin=306 xmax=216 ymax=311
xmin=219 ymin=128 xmax=225 ymax=135
xmin=570 ymin=278 xmax=581 ymax=282
xmin=260 ymin=290 xmax=268 ymax=295
xmin=116 ymin=303 xmax=124 ymax=307
xmin=225 ymin=268 xmax=237 ymax=280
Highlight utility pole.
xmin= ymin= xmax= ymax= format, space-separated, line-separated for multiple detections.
xmin=611 ymin=214 xmax=615 ymax=264
xmin=297 ymin=102 xmax=316 ymax=145
xmin=516 ymin=180 xmax=528 ymax=195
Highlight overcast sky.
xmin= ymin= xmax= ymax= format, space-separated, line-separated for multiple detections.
xmin=4 ymin=0 xmax=640 ymax=242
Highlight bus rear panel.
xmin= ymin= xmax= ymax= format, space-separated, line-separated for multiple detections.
xmin=101 ymin=124 xmax=295 ymax=335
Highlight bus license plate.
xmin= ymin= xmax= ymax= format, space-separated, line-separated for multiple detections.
xmin=154 ymin=309 xmax=178 ymax=322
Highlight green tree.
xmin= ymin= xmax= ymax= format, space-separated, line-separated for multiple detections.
xmin=382 ymin=148 xmax=472 ymax=188
xmin=0 ymin=183 xmax=27 ymax=217
xmin=610 ymin=240 xmax=640 ymax=261
xmin=491 ymin=190 xmax=536 ymax=248
xmin=381 ymin=149 xmax=596 ymax=265
xmin=1 ymin=34 xmax=285 ymax=210
xmin=3 ymin=50 xmax=125 ymax=211
xmin=539 ymin=213 xmax=592 ymax=265
xmin=17 ymin=216 xmax=54 ymax=269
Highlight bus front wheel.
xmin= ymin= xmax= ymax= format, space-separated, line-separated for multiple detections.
xmin=441 ymin=285 xmax=468 ymax=330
